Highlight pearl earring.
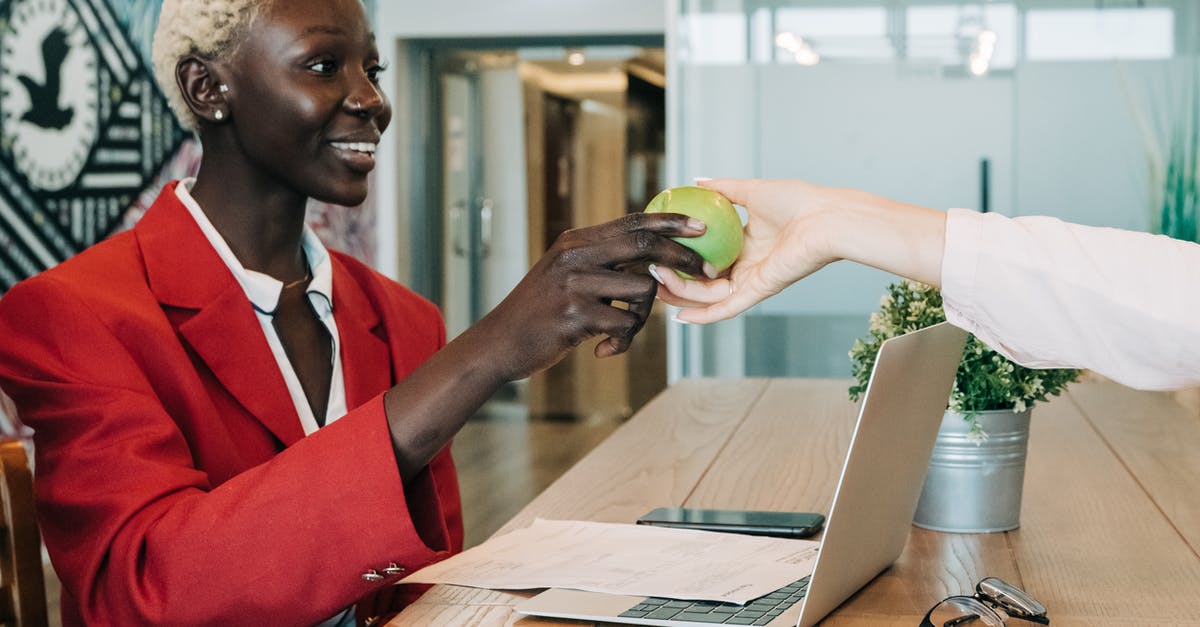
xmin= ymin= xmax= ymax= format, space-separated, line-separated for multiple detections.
xmin=214 ymin=110 xmax=224 ymax=120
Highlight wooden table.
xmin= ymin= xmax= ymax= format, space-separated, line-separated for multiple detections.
xmin=390 ymin=379 xmax=1200 ymax=626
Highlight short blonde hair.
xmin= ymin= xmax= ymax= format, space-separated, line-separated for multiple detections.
xmin=151 ymin=0 xmax=267 ymax=132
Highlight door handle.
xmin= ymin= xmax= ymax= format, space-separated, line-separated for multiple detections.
xmin=479 ymin=198 xmax=494 ymax=258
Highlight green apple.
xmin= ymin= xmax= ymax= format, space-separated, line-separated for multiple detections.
xmin=644 ymin=185 xmax=744 ymax=276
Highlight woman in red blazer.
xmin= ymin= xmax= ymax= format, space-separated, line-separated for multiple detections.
xmin=0 ymin=0 xmax=707 ymax=625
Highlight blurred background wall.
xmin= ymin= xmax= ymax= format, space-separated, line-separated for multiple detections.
xmin=668 ymin=0 xmax=1199 ymax=380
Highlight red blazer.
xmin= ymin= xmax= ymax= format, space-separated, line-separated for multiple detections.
xmin=0 ymin=182 xmax=463 ymax=626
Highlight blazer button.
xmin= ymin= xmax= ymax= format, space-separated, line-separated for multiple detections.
xmin=361 ymin=569 xmax=384 ymax=582
xmin=382 ymin=562 xmax=405 ymax=576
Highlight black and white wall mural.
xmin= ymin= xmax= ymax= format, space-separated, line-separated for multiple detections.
xmin=0 ymin=0 xmax=186 ymax=291
xmin=0 ymin=0 xmax=379 ymax=293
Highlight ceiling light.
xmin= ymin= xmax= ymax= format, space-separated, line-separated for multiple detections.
xmin=795 ymin=49 xmax=820 ymax=66
xmin=968 ymin=53 xmax=990 ymax=76
xmin=775 ymin=31 xmax=802 ymax=52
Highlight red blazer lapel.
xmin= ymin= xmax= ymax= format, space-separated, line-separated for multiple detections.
xmin=135 ymin=182 xmax=306 ymax=446
xmin=331 ymin=255 xmax=391 ymax=409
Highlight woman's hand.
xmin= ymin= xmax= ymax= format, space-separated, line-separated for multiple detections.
xmin=655 ymin=178 xmax=844 ymax=323
xmin=471 ymin=212 xmax=709 ymax=381
xmin=657 ymin=178 xmax=946 ymax=324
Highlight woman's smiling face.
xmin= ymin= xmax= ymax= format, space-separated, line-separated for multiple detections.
xmin=222 ymin=0 xmax=390 ymax=207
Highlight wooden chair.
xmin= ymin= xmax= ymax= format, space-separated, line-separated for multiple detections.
xmin=0 ymin=437 xmax=47 ymax=627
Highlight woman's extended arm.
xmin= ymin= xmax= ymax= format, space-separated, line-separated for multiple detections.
xmin=384 ymin=212 xmax=708 ymax=480
xmin=655 ymin=178 xmax=946 ymax=323
xmin=658 ymin=178 xmax=1200 ymax=390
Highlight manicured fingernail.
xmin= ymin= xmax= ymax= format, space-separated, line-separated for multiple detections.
xmin=693 ymin=176 xmax=712 ymax=182
xmin=648 ymin=264 xmax=664 ymax=284
xmin=703 ymin=262 xmax=718 ymax=279
xmin=672 ymin=315 xmax=694 ymax=325
xmin=686 ymin=218 xmax=706 ymax=232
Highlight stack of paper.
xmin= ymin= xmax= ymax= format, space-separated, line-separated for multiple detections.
xmin=400 ymin=518 xmax=820 ymax=604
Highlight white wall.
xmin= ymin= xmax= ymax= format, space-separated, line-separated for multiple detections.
xmin=377 ymin=1 xmax=665 ymax=38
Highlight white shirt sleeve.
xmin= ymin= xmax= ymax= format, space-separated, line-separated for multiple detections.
xmin=940 ymin=208 xmax=1200 ymax=391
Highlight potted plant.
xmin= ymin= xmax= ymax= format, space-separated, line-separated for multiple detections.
xmin=849 ymin=280 xmax=1078 ymax=532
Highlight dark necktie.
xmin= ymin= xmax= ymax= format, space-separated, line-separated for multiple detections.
xmin=271 ymin=277 xmax=333 ymax=426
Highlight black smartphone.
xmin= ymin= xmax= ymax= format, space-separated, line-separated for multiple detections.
xmin=636 ymin=507 xmax=825 ymax=539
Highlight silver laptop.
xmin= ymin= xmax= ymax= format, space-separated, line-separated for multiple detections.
xmin=517 ymin=321 xmax=968 ymax=627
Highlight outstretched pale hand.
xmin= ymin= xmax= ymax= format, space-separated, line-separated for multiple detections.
xmin=656 ymin=178 xmax=947 ymax=324
xmin=655 ymin=178 xmax=843 ymax=324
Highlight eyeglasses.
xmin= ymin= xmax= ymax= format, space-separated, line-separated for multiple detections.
xmin=921 ymin=577 xmax=1049 ymax=626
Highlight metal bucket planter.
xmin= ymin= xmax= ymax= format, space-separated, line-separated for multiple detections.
xmin=913 ymin=408 xmax=1031 ymax=533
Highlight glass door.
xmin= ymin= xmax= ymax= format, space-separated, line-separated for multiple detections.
xmin=667 ymin=0 xmax=1196 ymax=381
xmin=440 ymin=67 xmax=483 ymax=339
xmin=414 ymin=43 xmax=671 ymax=418
xmin=437 ymin=53 xmax=531 ymax=341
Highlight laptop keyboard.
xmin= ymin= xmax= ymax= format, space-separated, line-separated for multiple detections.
xmin=617 ymin=575 xmax=811 ymax=625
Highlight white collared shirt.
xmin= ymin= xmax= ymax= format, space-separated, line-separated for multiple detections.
xmin=175 ymin=179 xmax=347 ymax=435
xmin=941 ymin=208 xmax=1200 ymax=390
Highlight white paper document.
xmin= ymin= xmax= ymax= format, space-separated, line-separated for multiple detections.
xmin=400 ymin=518 xmax=820 ymax=604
